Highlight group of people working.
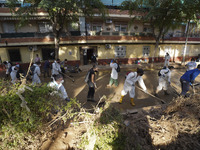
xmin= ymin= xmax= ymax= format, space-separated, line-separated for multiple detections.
xmin=86 ymin=53 xmax=200 ymax=106
xmin=2 ymin=52 xmax=200 ymax=106
xmin=3 ymin=55 xmax=70 ymax=101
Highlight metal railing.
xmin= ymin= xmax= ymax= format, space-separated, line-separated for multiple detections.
xmin=1 ymin=31 xmax=200 ymax=39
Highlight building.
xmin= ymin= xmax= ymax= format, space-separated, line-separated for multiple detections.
xmin=0 ymin=1 xmax=200 ymax=67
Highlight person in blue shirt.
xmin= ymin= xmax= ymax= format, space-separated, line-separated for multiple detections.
xmin=43 ymin=59 xmax=50 ymax=78
xmin=180 ymin=64 xmax=200 ymax=96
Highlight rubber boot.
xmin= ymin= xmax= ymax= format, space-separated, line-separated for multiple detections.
xmin=119 ymin=96 xmax=124 ymax=104
xmin=164 ymin=90 xmax=169 ymax=95
xmin=130 ymin=98 xmax=135 ymax=106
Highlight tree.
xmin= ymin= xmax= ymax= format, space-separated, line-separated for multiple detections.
xmin=8 ymin=0 xmax=106 ymax=59
xmin=180 ymin=0 xmax=200 ymax=63
xmin=121 ymin=0 xmax=182 ymax=62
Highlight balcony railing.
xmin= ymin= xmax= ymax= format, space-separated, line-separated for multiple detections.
xmin=1 ymin=31 xmax=200 ymax=39
xmin=89 ymin=31 xmax=154 ymax=36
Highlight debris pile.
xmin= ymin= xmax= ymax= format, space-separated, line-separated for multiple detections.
xmin=123 ymin=89 xmax=200 ymax=150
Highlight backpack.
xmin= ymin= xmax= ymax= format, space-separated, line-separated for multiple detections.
xmin=158 ymin=69 xmax=169 ymax=77
xmin=116 ymin=63 xmax=120 ymax=72
xmin=29 ymin=65 xmax=36 ymax=75
xmin=158 ymin=70 xmax=161 ymax=76
xmin=85 ymin=71 xmax=90 ymax=83
xmin=125 ymin=71 xmax=131 ymax=78
xmin=8 ymin=66 xmax=12 ymax=73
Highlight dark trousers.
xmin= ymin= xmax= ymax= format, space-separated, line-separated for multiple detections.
xmin=43 ymin=68 xmax=50 ymax=78
xmin=180 ymin=78 xmax=190 ymax=96
xmin=61 ymin=67 xmax=65 ymax=74
xmin=87 ymin=81 xmax=95 ymax=100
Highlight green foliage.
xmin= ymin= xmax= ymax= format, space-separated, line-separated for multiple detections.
xmin=78 ymin=104 xmax=126 ymax=150
xmin=0 ymin=80 xmax=80 ymax=149
xmin=8 ymin=0 xmax=107 ymax=59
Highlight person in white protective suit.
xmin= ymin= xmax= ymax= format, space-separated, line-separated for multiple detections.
xmin=10 ymin=64 xmax=19 ymax=84
xmin=3 ymin=61 xmax=11 ymax=77
xmin=119 ymin=68 xmax=147 ymax=106
xmin=155 ymin=66 xmax=173 ymax=96
xmin=186 ymin=58 xmax=197 ymax=71
xmin=164 ymin=52 xmax=171 ymax=67
xmin=48 ymin=74 xmax=70 ymax=101
xmin=32 ymin=62 xmax=41 ymax=85
xmin=107 ymin=59 xmax=118 ymax=87
xmin=52 ymin=59 xmax=61 ymax=77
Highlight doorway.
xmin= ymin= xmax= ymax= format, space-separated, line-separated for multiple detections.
xmin=80 ymin=46 xmax=97 ymax=65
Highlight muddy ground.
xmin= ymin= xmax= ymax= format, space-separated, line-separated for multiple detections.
xmin=40 ymin=64 xmax=200 ymax=150
xmin=40 ymin=65 xmax=200 ymax=111
xmin=1 ymin=63 xmax=200 ymax=150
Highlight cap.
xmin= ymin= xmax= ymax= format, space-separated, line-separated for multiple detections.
xmin=137 ymin=68 xmax=144 ymax=76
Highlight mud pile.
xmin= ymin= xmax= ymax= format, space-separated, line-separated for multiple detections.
xmin=123 ymin=89 xmax=200 ymax=150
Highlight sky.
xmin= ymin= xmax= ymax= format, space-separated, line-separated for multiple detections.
xmin=101 ymin=0 xmax=125 ymax=6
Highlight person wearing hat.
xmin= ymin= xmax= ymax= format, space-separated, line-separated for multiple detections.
xmin=32 ymin=61 xmax=41 ymax=85
xmin=52 ymin=59 xmax=61 ymax=77
xmin=155 ymin=66 xmax=173 ymax=96
xmin=10 ymin=64 xmax=19 ymax=84
xmin=180 ymin=64 xmax=200 ymax=97
xmin=107 ymin=59 xmax=118 ymax=87
xmin=48 ymin=74 xmax=70 ymax=101
xmin=3 ymin=61 xmax=11 ymax=78
xmin=186 ymin=57 xmax=197 ymax=71
xmin=119 ymin=68 xmax=147 ymax=106
xmin=87 ymin=65 xmax=98 ymax=102
xmin=164 ymin=52 xmax=171 ymax=67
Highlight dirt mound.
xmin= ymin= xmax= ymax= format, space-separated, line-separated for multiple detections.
xmin=123 ymin=89 xmax=200 ymax=150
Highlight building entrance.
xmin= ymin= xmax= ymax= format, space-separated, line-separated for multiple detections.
xmin=80 ymin=46 xmax=97 ymax=65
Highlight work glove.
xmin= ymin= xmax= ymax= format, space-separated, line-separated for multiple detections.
xmin=191 ymin=80 xmax=194 ymax=84
xmin=162 ymin=74 xmax=165 ymax=77
xmin=168 ymin=81 xmax=171 ymax=85
xmin=111 ymin=59 xmax=113 ymax=63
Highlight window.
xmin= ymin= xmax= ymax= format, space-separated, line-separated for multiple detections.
xmin=115 ymin=25 xmax=127 ymax=32
xmin=92 ymin=25 xmax=102 ymax=32
xmin=8 ymin=49 xmax=21 ymax=62
xmin=42 ymin=48 xmax=55 ymax=60
xmin=38 ymin=22 xmax=53 ymax=33
xmin=115 ymin=46 xmax=126 ymax=57
xmin=3 ymin=22 xmax=16 ymax=33
xmin=143 ymin=26 xmax=153 ymax=32
xmin=143 ymin=46 xmax=150 ymax=56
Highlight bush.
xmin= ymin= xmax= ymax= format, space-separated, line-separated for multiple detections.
xmin=77 ymin=102 xmax=126 ymax=150
xmin=0 ymin=80 xmax=80 ymax=149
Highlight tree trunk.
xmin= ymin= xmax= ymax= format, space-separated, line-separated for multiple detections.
xmin=152 ymin=38 xmax=160 ymax=63
xmin=182 ymin=21 xmax=190 ymax=64
xmin=54 ymin=32 xmax=60 ymax=59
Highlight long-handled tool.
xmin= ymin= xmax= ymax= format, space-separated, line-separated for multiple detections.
xmin=192 ymin=84 xmax=196 ymax=94
xmin=60 ymin=72 xmax=75 ymax=82
xmin=136 ymin=86 xmax=166 ymax=104
xmin=169 ymin=84 xmax=180 ymax=96
xmin=52 ymin=67 xmax=75 ymax=82
xmin=192 ymin=82 xmax=200 ymax=86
